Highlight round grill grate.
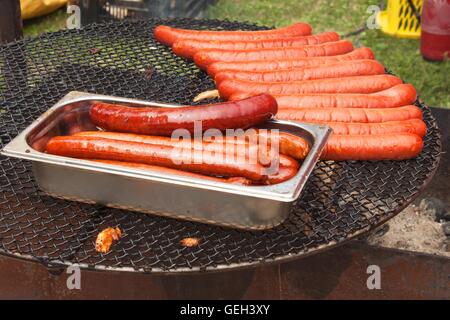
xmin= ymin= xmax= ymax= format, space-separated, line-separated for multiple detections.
xmin=0 ymin=18 xmax=441 ymax=273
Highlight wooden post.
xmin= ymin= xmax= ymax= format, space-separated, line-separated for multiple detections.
xmin=0 ymin=0 xmax=25 ymax=97
xmin=0 ymin=0 xmax=23 ymax=44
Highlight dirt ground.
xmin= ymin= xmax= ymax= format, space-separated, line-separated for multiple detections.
xmin=367 ymin=201 xmax=450 ymax=257
xmin=368 ymin=107 xmax=450 ymax=258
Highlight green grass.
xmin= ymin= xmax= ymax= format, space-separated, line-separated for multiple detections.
xmin=208 ymin=0 xmax=450 ymax=107
xmin=23 ymin=7 xmax=67 ymax=38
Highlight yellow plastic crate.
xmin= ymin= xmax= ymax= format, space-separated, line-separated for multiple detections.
xmin=21 ymin=0 xmax=67 ymax=20
xmin=377 ymin=0 xmax=423 ymax=39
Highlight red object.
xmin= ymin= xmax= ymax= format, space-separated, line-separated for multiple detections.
xmin=46 ymin=136 xmax=269 ymax=182
xmin=91 ymin=160 xmax=253 ymax=186
xmin=153 ymin=23 xmax=312 ymax=46
xmin=420 ymin=0 xmax=450 ymax=61
xmin=218 ymin=75 xmax=403 ymax=99
xmin=74 ymin=130 xmax=310 ymax=161
xmin=274 ymin=105 xmax=423 ymax=123
xmin=229 ymin=84 xmax=418 ymax=109
xmin=266 ymin=163 xmax=299 ymax=185
xmin=319 ymin=119 xmax=427 ymax=137
xmin=213 ymin=60 xmax=386 ymax=84
xmin=193 ymin=41 xmax=354 ymax=70
xmin=320 ymin=134 xmax=424 ymax=161
xmin=206 ymin=48 xmax=375 ymax=76
xmin=172 ymin=32 xmax=340 ymax=59
xmin=89 ymin=94 xmax=277 ymax=136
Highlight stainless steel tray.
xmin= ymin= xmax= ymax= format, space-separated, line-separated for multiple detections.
xmin=1 ymin=91 xmax=331 ymax=230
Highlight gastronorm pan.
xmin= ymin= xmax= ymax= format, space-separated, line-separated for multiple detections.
xmin=1 ymin=91 xmax=331 ymax=230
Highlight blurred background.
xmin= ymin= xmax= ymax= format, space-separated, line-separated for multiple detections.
xmin=15 ymin=0 xmax=450 ymax=107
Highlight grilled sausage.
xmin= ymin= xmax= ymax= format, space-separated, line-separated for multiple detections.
xmin=275 ymin=105 xmax=422 ymax=123
xmin=194 ymin=40 xmax=354 ymax=69
xmin=90 ymin=94 xmax=277 ymax=136
xmin=214 ymin=60 xmax=385 ymax=84
xmin=46 ymin=136 xmax=269 ymax=182
xmin=172 ymin=32 xmax=339 ymax=58
xmin=321 ymin=134 xmax=423 ymax=160
xmin=218 ymin=75 xmax=403 ymax=99
xmin=229 ymin=84 xmax=417 ymax=109
xmin=206 ymin=48 xmax=375 ymax=76
xmin=154 ymin=23 xmax=313 ymax=46
xmin=91 ymin=159 xmax=253 ymax=185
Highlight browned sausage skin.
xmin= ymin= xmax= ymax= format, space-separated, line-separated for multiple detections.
xmin=91 ymin=159 xmax=253 ymax=185
xmin=46 ymin=136 xmax=270 ymax=182
xmin=218 ymin=75 xmax=403 ymax=99
xmin=229 ymin=84 xmax=417 ymax=109
xmin=154 ymin=23 xmax=313 ymax=46
xmin=194 ymin=40 xmax=354 ymax=69
xmin=206 ymin=48 xmax=375 ymax=76
xmin=214 ymin=60 xmax=386 ymax=85
xmin=321 ymin=134 xmax=424 ymax=161
xmin=89 ymin=94 xmax=278 ymax=136
xmin=172 ymin=32 xmax=340 ymax=59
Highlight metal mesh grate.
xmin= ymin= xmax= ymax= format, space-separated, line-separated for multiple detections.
xmin=0 ymin=19 xmax=441 ymax=273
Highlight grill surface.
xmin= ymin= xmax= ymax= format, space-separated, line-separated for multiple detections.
xmin=0 ymin=18 xmax=441 ymax=273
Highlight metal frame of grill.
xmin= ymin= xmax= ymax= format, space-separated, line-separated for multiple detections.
xmin=0 ymin=18 xmax=442 ymax=273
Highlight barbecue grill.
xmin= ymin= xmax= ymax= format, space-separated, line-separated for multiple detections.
xmin=0 ymin=18 xmax=441 ymax=273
